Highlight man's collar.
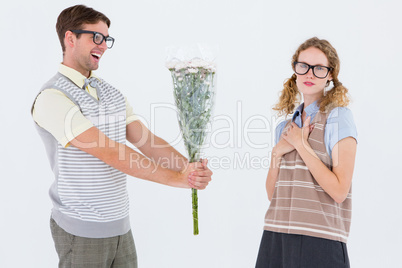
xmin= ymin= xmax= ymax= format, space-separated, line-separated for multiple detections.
xmin=58 ymin=63 xmax=98 ymax=88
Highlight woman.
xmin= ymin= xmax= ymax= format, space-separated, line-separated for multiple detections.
xmin=256 ymin=37 xmax=357 ymax=268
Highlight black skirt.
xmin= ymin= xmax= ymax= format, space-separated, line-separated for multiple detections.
xmin=256 ymin=230 xmax=350 ymax=268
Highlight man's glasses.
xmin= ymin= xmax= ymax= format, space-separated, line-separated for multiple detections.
xmin=293 ymin=62 xmax=332 ymax=79
xmin=70 ymin=30 xmax=115 ymax=49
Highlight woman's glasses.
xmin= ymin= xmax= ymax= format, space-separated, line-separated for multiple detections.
xmin=294 ymin=62 xmax=332 ymax=79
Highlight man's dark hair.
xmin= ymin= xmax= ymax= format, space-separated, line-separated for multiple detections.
xmin=56 ymin=5 xmax=111 ymax=53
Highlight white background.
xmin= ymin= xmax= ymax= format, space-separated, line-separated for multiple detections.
xmin=1 ymin=0 xmax=401 ymax=267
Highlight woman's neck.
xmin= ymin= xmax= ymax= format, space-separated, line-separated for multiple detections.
xmin=303 ymin=94 xmax=322 ymax=108
xmin=301 ymin=95 xmax=321 ymax=125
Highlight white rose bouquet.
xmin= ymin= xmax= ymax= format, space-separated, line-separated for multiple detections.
xmin=166 ymin=57 xmax=216 ymax=235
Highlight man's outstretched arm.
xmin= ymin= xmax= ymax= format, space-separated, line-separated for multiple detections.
xmin=126 ymin=120 xmax=187 ymax=171
xmin=70 ymin=126 xmax=209 ymax=189
xmin=126 ymin=120 xmax=212 ymax=189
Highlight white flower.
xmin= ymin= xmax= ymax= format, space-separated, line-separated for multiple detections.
xmin=206 ymin=64 xmax=216 ymax=72
xmin=189 ymin=58 xmax=209 ymax=68
xmin=188 ymin=68 xmax=198 ymax=73
xmin=174 ymin=62 xmax=189 ymax=71
xmin=168 ymin=59 xmax=216 ymax=73
xmin=165 ymin=61 xmax=177 ymax=69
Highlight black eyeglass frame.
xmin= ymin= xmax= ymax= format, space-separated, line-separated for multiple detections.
xmin=293 ymin=61 xmax=333 ymax=79
xmin=70 ymin=30 xmax=115 ymax=49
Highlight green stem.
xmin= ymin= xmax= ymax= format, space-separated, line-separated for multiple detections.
xmin=192 ymin=188 xmax=199 ymax=235
xmin=190 ymin=156 xmax=199 ymax=235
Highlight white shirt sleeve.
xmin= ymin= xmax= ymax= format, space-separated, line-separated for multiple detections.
xmin=125 ymin=97 xmax=140 ymax=125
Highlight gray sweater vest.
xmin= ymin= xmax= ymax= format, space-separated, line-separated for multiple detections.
xmin=33 ymin=73 xmax=130 ymax=238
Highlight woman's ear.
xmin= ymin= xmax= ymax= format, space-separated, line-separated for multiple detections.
xmin=328 ymin=72 xmax=333 ymax=82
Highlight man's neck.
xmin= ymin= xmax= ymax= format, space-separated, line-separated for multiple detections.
xmin=61 ymin=60 xmax=90 ymax=78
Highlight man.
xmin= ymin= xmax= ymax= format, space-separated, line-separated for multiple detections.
xmin=31 ymin=5 xmax=212 ymax=268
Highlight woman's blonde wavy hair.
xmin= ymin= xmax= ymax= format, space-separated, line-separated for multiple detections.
xmin=273 ymin=37 xmax=350 ymax=116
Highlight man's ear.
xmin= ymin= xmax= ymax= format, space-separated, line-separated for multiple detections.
xmin=64 ymin=30 xmax=75 ymax=49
